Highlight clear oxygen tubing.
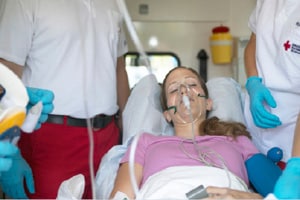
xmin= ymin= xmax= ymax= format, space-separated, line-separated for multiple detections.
xmin=116 ymin=0 xmax=153 ymax=198
xmin=116 ymin=0 xmax=151 ymax=74
xmin=82 ymin=1 xmax=97 ymax=198
xmin=82 ymin=59 xmax=96 ymax=199
xmin=84 ymin=50 xmax=97 ymax=199
xmin=178 ymin=85 xmax=233 ymax=189
xmin=79 ymin=37 xmax=96 ymax=200
xmin=86 ymin=117 xmax=96 ymax=199
xmin=128 ymin=131 xmax=142 ymax=199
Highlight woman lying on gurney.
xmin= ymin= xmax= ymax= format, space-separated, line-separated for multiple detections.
xmin=110 ymin=66 xmax=282 ymax=199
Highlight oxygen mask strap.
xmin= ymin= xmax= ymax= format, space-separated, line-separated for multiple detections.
xmin=197 ymin=94 xmax=207 ymax=99
xmin=167 ymin=106 xmax=177 ymax=114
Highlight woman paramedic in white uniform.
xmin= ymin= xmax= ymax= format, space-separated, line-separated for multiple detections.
xmin=244 ymin=0 xmax=300 ymax=162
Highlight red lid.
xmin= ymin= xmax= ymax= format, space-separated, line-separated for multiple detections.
xmin=212 ymin=25 xmax=230 ymax=33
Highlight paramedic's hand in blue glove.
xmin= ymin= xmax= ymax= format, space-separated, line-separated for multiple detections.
xmin=245 ymin=76 xmax=281 ymax=128
xmin=26 ymin=87 xmax=54 ymax=129
xmin=274 ymin=157 xmax=300 ymax=199
xmin=0 ymin=150 xmax=35 ymax=198
xmin=0 ymin=142 xmax=18 ymax=172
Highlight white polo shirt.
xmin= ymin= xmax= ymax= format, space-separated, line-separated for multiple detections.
xmin=0 ymin=0 xmax=128 ymax=118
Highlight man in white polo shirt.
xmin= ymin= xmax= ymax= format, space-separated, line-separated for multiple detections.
xmin=0 ymin=0 xmax=130 ymax=198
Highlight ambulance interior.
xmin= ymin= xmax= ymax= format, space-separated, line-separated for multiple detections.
xmin=1 ymin=0 xmax=265 ymax=199
xmin=124 ymin=0 xmax=255 ymax=88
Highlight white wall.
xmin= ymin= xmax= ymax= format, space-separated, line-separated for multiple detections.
xmin=124 ymin=0 xmax=256 ymax=81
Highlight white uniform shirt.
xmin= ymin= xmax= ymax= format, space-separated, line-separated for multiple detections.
xmin=0 ymin=0 xmax=128 ymax=118
xmin=245 ymin=0 xmax=300 ymax=161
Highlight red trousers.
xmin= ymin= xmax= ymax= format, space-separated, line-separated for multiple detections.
xmin=18 ymin=119 xmax=119 ymax=199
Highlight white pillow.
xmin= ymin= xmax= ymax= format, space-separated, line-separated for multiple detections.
xmin=207 ymin=77 xmax=246 ymax=124
xmin=122 ymin=74 xmax=173 ymax=145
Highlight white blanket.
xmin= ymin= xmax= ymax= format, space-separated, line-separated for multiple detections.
xmin=137 ymin=166 xmax=249 ymax=199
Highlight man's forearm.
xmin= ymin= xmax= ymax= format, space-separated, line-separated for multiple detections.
xmin=0 ymin=58 xmax=23 ymax=78
xmin=244 ymin=33 xmax=258 ymax=78
xmin=116 ymin=56 xmax=130 ymax=113
xmin=292 ymin=114 xmax=300 ymax=157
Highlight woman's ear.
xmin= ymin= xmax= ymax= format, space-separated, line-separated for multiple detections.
xmin=206 ymin=98 xmax=213 ymax=111
xmin=163 ymin=110 xmax=172 ymax=123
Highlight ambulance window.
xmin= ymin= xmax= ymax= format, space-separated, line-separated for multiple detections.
xmin=125 ymin=52 xmax=180 ymax=88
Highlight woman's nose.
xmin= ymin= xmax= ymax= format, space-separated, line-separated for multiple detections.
xmin=179 ymin=84 xmax=188 ymax=95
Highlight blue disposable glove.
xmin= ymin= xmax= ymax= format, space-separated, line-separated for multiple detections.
xmin=274 ymin=157 xmax=300 ymax=199
xmin=245 ymin=76 xmax=281 ymax=128
xmin=26 ymin=87 xmax=54 ymax=129
xmin=0 ymin=150 xmax=35 ymax=198
xmin=0 ymin=141 xmax=18 ymax=172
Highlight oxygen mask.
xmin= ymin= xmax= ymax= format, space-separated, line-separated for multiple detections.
xmin=167 ymin=83 xmax=204 ymax=124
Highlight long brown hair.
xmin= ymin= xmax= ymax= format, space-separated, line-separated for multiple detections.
xmin=161 ymin=66 xmax=251 ymax=139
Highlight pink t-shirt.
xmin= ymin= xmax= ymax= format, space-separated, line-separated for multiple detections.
xmin=121 ymin=133 xmax=259 ymax=186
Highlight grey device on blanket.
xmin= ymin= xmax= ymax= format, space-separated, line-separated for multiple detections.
xmin=186 ymin=184 xmax=208 ymax=199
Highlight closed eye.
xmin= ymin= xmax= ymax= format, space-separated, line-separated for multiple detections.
xmin=170 ymin=89 xmax=178 ymax=94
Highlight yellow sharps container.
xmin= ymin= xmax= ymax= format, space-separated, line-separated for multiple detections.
xmin=210 ymin=25 xmax=233 ymax=64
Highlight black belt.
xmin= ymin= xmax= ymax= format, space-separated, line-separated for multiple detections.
xmin=46 ymin=114 xmax=114 ymax=128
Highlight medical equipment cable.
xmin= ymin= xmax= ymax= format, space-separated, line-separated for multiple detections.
xmin=86 ymin=117 xmax=96 ymax=199
xmin=82 ymin=69 xmax=96 ymax=199
xmin=116 ymin=0 xmax=151 ymax=74
xmin=83 ymin=61 xmax=97 ymax=198
xmin=128 ymin=131 xmax=142 ymax=199
xmin=180 ymin=142 xmax=233 ymax=188
xmin=82 ymin=3 xmax=97 ymax=198
xmin=179 ymin=88 xmax=233 ymax=189
xmin=116 ymin=0 xmax=153 ymax=198
xmin=80 ymin=50 xmax=96 ymax=199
